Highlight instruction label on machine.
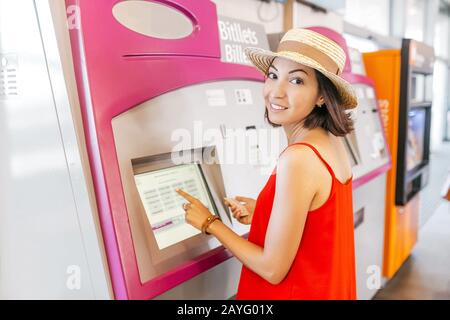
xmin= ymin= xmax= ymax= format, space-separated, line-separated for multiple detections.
xmin=206 ymin=89 xmax=227 ymax=107
xmin=235 ymin=89 xmax=253 ymax=105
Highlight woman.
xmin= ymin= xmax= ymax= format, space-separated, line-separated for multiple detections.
xmin=176 ymin=28 xmax=357 ymax=300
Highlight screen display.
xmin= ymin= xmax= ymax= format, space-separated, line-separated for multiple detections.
xmin=134 ymin=164 xmax=216 ymax=250
xmin=406 ymin=109 xmax=426 ymax=171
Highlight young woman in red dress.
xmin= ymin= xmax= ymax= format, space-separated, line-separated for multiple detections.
xmin=176 ymin=28 xmax=358 ymax=300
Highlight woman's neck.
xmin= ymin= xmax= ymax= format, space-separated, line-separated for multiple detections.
xmin=284 ymin=122 xmax=329 ymax=145
xmin=283 ymin=121 xmax=310 ymax=145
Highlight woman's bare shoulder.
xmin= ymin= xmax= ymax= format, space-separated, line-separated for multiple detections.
xmin=277 ymin=143 xmax=326 ymax=186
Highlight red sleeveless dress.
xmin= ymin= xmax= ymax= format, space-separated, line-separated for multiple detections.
xmin=236 ymin=142 xmax=356 ymax=300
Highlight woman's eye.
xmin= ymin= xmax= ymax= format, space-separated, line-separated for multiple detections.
xmin=290 ymin=78 xmax=303 ymax=85
xmin=267 ymin=72 xmax=277 ymax=80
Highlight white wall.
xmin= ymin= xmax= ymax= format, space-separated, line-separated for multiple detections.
xmin=430 ymin=4 xmax=449 ymax=148
xmin=212 ymin=0 xmax=345 ymax=35
xmin=431 ymin=60 xmax=449 ymax=150
xmin=293 ymin=2 xmax=344 ymax=33
xmin=344 ymin=0 xmax=390 ymax=35
xmin=211 ymin=0 xmax=284 ymax=33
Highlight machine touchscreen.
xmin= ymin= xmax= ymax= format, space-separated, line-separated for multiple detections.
xmin=406 ymin=109 xmax=426 ymax=172
xmin=134 ymin=163 xmax=217 ymax=250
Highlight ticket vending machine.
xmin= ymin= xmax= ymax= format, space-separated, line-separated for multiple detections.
xmin=67 ymin=0 xmax=283 ymax=299
xmin=306 ymin=27 xmax=392 ymax=300
xmin=363 ymin=40 xmax=434 ymax=279
xmin=342 ymin=60 xmax=392 ymax=300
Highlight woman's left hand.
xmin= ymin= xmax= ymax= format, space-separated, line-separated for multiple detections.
xmin=176 ymin=188 xmax=214 ymax=231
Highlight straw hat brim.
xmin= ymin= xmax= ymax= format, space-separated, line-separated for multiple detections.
xmin=245 ymin=47 xmax=358 ymax=110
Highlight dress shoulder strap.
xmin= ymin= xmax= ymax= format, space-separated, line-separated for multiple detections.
xmin=279 ymin=142 xmax=337 ymax=179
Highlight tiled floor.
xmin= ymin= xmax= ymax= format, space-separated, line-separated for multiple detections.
xmin=374 ymin=201 xmax=450 ymax=299
xmin=419 ymin=142 xmax=450 ymax=227
xmin=373 ymin=142 xmax=450 ymax=300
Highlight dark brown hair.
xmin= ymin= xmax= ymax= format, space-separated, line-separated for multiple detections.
xmin=265 ymin=70 xmax=354 ymax=137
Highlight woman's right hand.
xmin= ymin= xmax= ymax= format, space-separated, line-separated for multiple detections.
xmin=223 ymin=196 xmax=256 ymax=225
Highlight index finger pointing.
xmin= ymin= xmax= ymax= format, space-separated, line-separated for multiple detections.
xmin=175 ymin=188 xmax=197 ymax=203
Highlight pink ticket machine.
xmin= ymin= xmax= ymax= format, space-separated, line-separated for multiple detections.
xmin=67 ymin=0 xmax=281 ymax=299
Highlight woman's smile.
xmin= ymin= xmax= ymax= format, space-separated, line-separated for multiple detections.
xmin=269 ymin=103 xmax=288 ymax=112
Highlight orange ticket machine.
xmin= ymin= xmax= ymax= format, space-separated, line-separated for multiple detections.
xmin=363 ymin=39 xmax=434 ymax=279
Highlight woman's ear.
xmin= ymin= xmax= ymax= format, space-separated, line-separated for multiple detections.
xmin=316 ymin=96 xmax=325 ymax=106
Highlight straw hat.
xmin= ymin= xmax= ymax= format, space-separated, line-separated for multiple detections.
xmin=245 ymin=28 xmax=358 ymax=109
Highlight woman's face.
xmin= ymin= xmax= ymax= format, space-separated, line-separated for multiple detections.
xmin=263 ymin=58 xmax=323 ymax=126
